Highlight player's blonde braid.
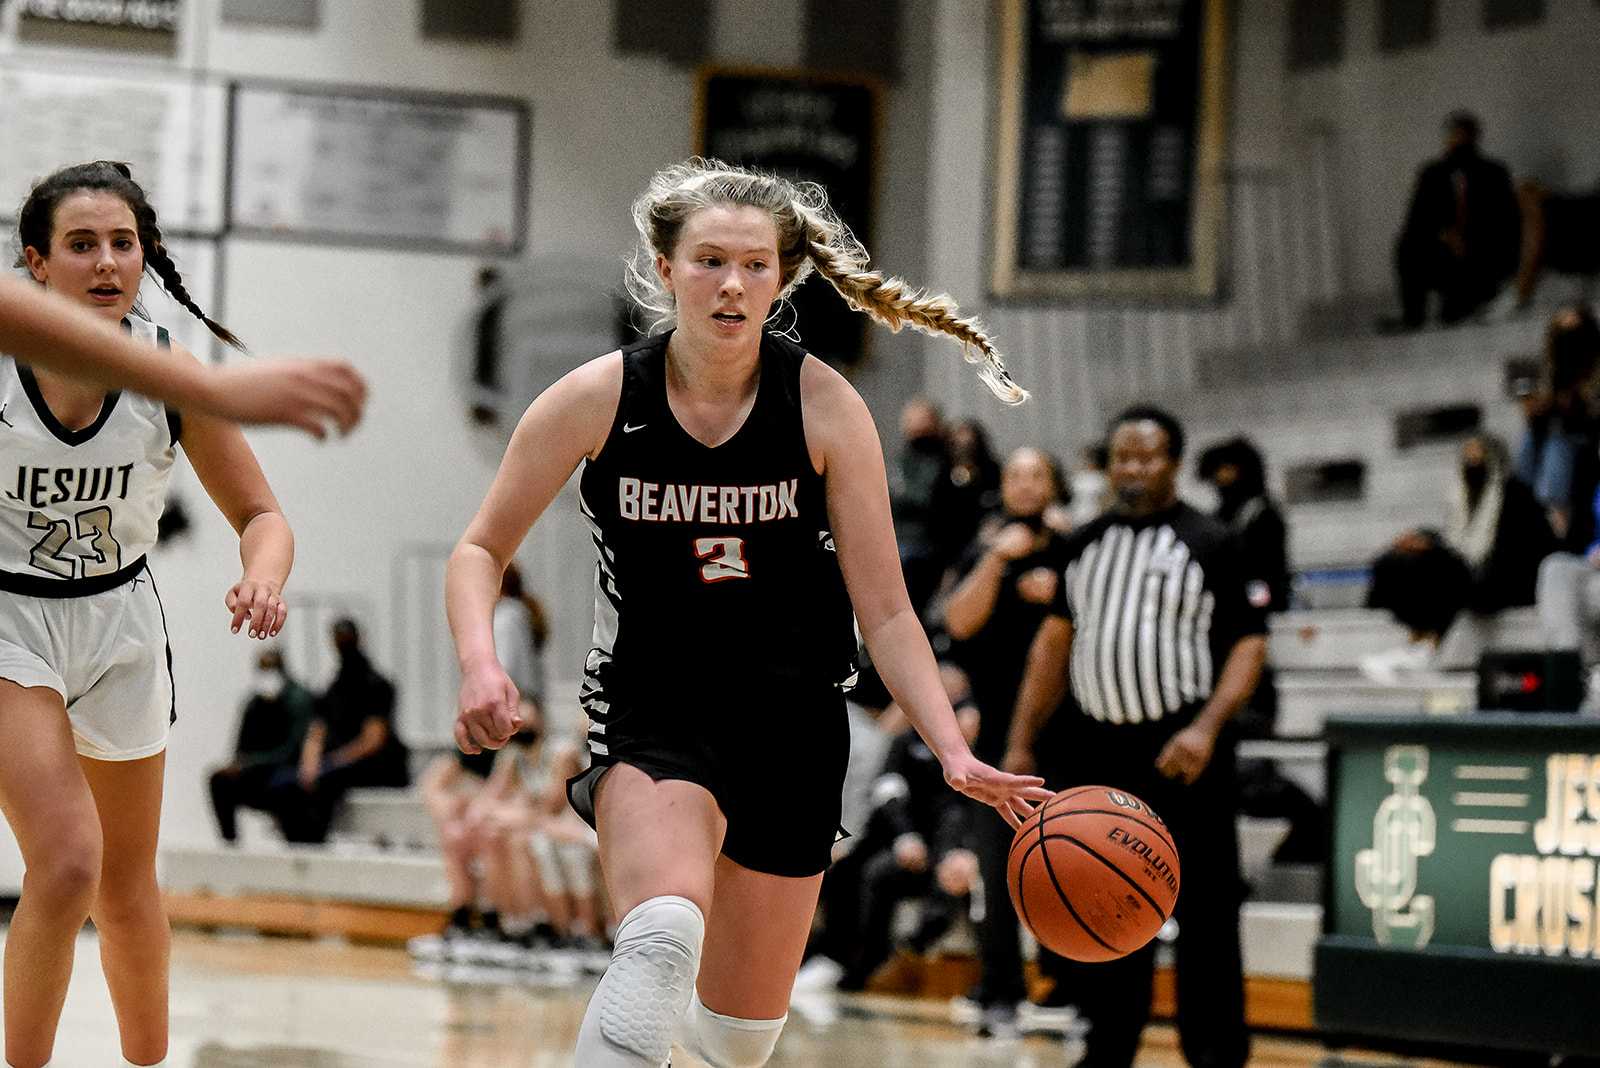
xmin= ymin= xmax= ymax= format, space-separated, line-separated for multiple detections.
xmin=787 ymin=190 xmax=1028 ymax=406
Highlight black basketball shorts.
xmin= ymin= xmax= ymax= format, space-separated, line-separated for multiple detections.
xmin=567 ymin=685 xmax=850 ymax=879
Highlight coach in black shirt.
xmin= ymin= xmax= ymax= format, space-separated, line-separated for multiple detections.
xmin=1005 ymin=407 xmax=1266 ymax=1068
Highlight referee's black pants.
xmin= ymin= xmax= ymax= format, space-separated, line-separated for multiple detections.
xmin=969 ymin=795 xmax=1077 ymax=1008
xmin=1054 ymin=726 xmax=1248 ymax=1068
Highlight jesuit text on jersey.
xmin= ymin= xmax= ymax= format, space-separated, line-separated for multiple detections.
xmin=8 ymin=465 xmax=136 ymax=509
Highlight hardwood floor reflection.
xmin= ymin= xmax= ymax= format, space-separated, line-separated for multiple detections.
xmin=6 ymin=930 xmax=1480 ymax=1067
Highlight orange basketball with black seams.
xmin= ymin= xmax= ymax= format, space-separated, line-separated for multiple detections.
xmin=1006 ymin=786 xmax=1180 ymax=963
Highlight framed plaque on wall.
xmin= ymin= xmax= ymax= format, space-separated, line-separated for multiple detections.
xmin=991 ymin=0 xmax=1231 ymax=302
xmin=229 ymin=80 xmax=529 ymax=254
xmin=0 ymin=62 xmax=228 ymax=236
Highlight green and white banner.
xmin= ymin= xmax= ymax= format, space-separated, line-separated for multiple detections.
xmin=1330 ymin=717 xmax=1600 ymax=961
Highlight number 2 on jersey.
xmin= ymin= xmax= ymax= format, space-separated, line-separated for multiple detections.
xmin=27 ymin=507 xmax=123 ymax=579
xmin=695 ymin=536 xmax=749 ymax=583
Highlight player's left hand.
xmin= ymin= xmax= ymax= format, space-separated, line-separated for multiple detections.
xmin=941 ymin=749 xmax=1052 ymax=830
xmin=226 ymin=578 xmax=286 ymax=639
xmin=1155 ymin=724 xmax=1216 ymax=784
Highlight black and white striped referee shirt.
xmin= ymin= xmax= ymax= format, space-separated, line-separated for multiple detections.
xmin=1049 ymin=503 xmax=1265 ymax=727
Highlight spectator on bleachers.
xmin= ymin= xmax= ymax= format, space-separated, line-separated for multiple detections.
xmin=1069 ymin=443 xmax=1111 ymax=530
xmin=1196 ymin=438 xmax=1325 ymax=862
xmin=941 ymin=446 xmax=1075 ymax=1033
xmin=418 ymin=706 xmax=607 ymax=964
xmin=519 ymin=719 xmax=605 ymax=951
xmin=1537 ymin=489 xmax=1600 ymax=712
xmin=1517 ymin=306 xmax=1600 ymax=547
xmin=946 ymin=418 xmax=1002 ymax=552
xmin=1197 ymin=437 xmax=1289 ymax=734
xmin=835 ymin=691 xmax=980 ymax=994
xmin=1511 ymin=178 xmax=1600 ymax=310
xmin=415 ymin=742 xmax=499 ymax=948
xmin=1391 ymin=111 xmax=1520 ymax=331
xmin=1530 ymin=306 xmax=1600 ymax=710
xmin=890 ymin=397 xmax=958 ymax=615
xmin=271 ymin=618 xmax=410 ymax=843
xmin=415 ymin=719 xmax=544 ymax=958
xmin=494 ymin=560 xmax=549 ymax=722
xmin=207 ymin=648 xmax=315 ymax=844
xmin=1362 ymin=434 xmax=1554 ymax=681
xmin=796 ymin=656 xmax=896 ymax=992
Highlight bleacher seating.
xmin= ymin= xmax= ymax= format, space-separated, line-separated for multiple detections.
xmin=162 ymin=840 xmax=448 ymax=908
xmin=330 ymin=788 xmax=439 ymax=851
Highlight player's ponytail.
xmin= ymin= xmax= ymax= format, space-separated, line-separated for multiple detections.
xmin=625 ymin=158 xmax=1027 ymax=406
xmin=787 ymin=193 xmax=1026 ymax=406
xmin=14 ymin=160 xmax=245 ymax=351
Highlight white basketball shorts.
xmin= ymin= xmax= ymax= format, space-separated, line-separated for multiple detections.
xmin=0 ymin=565 xmax=174 ymax=761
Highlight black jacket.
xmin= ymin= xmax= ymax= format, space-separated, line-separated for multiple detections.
xmin=1399 ymin=149 xmax=1520 ymax=281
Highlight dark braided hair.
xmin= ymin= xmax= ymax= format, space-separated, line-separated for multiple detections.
xmin=15 ymin=161 xmax=244 ymax=350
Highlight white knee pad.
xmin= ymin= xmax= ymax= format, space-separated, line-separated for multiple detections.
xmin=679 ymin=991 xmax=787 ymax=1068
xmin=590 ymin=895 xmax=705 ymax=1063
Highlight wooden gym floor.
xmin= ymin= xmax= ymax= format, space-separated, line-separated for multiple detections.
xmin=7 ymin=929 xmax=1482 ymax=1067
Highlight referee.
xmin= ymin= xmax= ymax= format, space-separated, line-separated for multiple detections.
xmin=1003 ymin=406 xmax=1266 ymax=1068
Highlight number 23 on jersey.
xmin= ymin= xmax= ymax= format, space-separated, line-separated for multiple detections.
xmin=27 ymin=507 xmax=123 ymax=579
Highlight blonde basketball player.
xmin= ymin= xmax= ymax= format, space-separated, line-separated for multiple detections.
xmin=447 ymin=159 xmax=1051 ymax=1067
xmin=0 ymin=161 xmax=344 ymax=1068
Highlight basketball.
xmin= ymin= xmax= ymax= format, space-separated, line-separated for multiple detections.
xmin=1007 ymin=786 xmax=1181 ymax=963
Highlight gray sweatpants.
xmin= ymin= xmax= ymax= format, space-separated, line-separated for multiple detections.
xmin=1538 ymin=552 xmax=1600 ymax=667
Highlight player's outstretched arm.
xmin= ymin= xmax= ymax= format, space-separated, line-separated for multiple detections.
xmin=0 ymin=276 xmax=365 ymax=437
xmin=176 ymin=341 xmax=295 ymax=641
xmin=801 ymin=358 xmax=1051 ymax=828
xmin=447 ymin=353 xmax=622 ymax=755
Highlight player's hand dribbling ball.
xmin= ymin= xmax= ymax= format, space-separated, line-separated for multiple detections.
xmin=1007 ymin=786 xmax=1180 ymax=962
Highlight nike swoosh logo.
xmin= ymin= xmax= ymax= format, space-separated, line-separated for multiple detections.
xmin=623 ymin=423 xmax=647 ymax=433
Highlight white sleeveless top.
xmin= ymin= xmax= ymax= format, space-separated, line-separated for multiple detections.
xmin=0 ymin=316 xmax=178 ymax=595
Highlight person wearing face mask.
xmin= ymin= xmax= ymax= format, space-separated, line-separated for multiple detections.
xmin=1389 ymin=111 xmax=1520 ymax=331
xmin=1196 ymin=438 xmax=1288 ymax=736
xmin=206 ymin=649 xmax=314 ymax=844
xmin=270 ymin=619 xmax=410 ymax=843
xmin=941 ymin=446 xmax=1075 ymax=1036
xmin=1361 ymin=434 xmax=1554 ymax=681
xmin=891 ymin=398 xmax=959 ymax=617
xmin=1196 ymin=439 xmax=1327 ymax=863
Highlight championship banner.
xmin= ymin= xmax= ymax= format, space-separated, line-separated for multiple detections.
xmin=695 ymin=67 xmax=877 ymax=365
xmin=1319 ymin=715 xmax=1600 ymax=1056
xmin=14 ymin=0 xmax=180 ymax=32
xmin=990 ymin=0 xmax=1229 ymax=302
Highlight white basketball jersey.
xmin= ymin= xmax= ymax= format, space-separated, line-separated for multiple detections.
xmin=0 ymin=316 xmax=178 ymax=594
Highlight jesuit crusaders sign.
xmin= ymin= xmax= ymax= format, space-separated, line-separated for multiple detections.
xmin=15 ymin=0 xmax=179 ymax=32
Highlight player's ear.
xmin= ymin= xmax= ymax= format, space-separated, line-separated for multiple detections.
xmin=655 ymin=252 xmax=673 ymax=294
xmin=23 ymin=246 xmax=49 ymax=285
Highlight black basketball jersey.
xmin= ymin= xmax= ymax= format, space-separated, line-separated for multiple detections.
xmin=576 ymin=330 xmax=856 ymax=738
